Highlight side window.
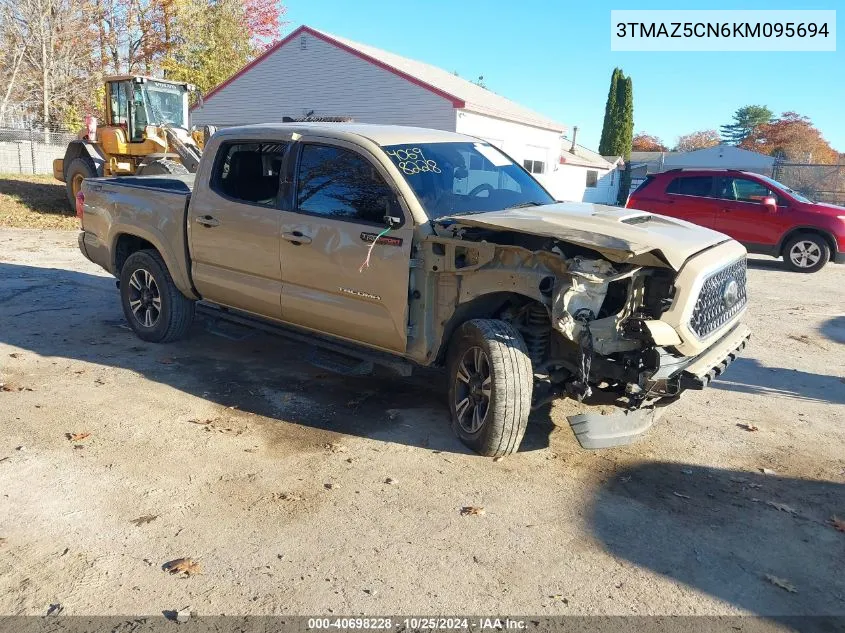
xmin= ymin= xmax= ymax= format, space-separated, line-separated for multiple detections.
xmin=296 ymin=144 xmax=394 ymax=224
xmin=717 ymin=177 xmax=772 ymax=203
xmin=212 ymin=141 xmax=288 ymax=205
xmin=586 ymin=170 xmax=598 ymax=188
xmin=109 ymin=82 xmax=129 ymax=127
xmin=666 ymin=176 xmax=713 ymax=198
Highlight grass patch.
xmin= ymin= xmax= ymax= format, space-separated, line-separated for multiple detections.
xmin=0 ymin=173 xmax=77 ymax=230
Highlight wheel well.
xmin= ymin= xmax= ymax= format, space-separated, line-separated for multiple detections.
xmin=433 ymin=291 xmax=541 ymax=366
xmin=114 ymin=234 xmax=156 ymax=274
xmin=780 ymin=228 xmax=836 ymax=257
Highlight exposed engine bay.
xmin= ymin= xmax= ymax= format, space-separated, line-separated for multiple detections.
xmin=423 ymin=219 xmax=746 ymax=418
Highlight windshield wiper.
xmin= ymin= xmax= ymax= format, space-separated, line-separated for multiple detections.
xmin=506 ymin=201 xmax=546 ymax=209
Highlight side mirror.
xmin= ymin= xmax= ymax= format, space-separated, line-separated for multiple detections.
xmin=761 ymin=196 xmax=778 ymax=213
xmin=383 ymin=194 xmax=405 ymax=229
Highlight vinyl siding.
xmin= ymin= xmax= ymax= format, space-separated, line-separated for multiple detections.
xmin=191 ymin=34 xmax=456 ymax=131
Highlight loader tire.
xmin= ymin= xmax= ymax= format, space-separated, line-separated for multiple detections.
xmin=137 ymin=159 xmax=189 ymax=176
xmin=65 ymin=157 xmax=97 ymax=209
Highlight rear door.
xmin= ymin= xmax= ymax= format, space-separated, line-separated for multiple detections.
xmin=188 ymin=139 xmax=290 ymax=319
xmin=657 ymin=175 xmax=719 ymax=228
xmin=712 ymin=176 xmax=783 ymax=246
xmin=277 ymin=139 xmax=414 ymax=354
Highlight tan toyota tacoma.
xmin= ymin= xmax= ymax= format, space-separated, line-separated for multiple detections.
xmin=77 ymin=123 xmax=751 ymax=456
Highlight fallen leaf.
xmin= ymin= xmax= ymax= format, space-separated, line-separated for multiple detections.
xmin=737 ymin=423 xmax=759 ymax=432
xmin=493 ymin=456 xmax=505 ymax=462
xmin=673 ymin=492 xmax=691 ymax=499
xmin=130 ymin=514 xmax=159 ymax=526
xmin=767 ymin=501 xmax=797 ymax=514
xmin=272 ymin=492 xmax=303 ymax=501
xmin=157 ymin=358 xmax=175 ymax=365
xmin=73 ymin=369 xmax=85 ymax=375
xmin=384 ymin=477 xmax=396 ymax=485
xmin=460 ymin=506 xmax=485 ymax=516
xmin=163 ymin=558 xmax=201 ymax=577
xmin=65 ymin=432 xmax=90 ymax=442
xmin=46 ymin=604 xmax=63 ymax=616
xmin=8 ymin=353 xmax=19 ymax=358
xmin=323 ymin=483 xmax=337 ymax=490
xmin=760 ymin=468 xmax=777 ymax=475
xmin=189 ymin=419 xmax=212 ymax=425
xmin=323 ymin=442 xmax=347 ymax=453
xmin=830 ymin=516 xmax=845 ymax=533
xmin=764 ymin=574 xmax=797 ymax=593
xmin=0 ymin=538 xmax=7 ymax=546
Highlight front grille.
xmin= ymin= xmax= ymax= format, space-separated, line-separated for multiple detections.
xmin=689 ymin=257 xmax=748 ymax=338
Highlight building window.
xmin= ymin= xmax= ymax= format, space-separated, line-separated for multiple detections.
xmin=523 ymin=159 xmax=545 ymax=174
xmin=586 ymin=170 xmax=598 ymax=188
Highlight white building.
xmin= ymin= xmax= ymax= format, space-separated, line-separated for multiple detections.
xmin=192 ymin=25 xmax=603 ymax=203
xmin=629 ymin=144 xmax=776 ymax=175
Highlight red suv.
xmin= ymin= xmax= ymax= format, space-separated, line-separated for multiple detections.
xmin=627 ymin=169 xmax=845 ymax=273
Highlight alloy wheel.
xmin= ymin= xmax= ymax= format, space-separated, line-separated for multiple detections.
xmin=127 ymin=268 xmax=162 ymax=328
xmin=789 ymin=240 xmax=822 ymax=268
xmin=454 ymin=346 xmax=492 ymax=434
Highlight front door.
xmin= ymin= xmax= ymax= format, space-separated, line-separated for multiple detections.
xmin=188 ymin=139 xmax=290 ymax=319
xmin=712 ymin=176 xmax=784 ymax=246
xmin=278 ymin=140 xmax=414 ymax=354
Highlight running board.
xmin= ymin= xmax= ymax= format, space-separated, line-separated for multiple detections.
xmin=195 ymin=303 xmax=414 ymax=377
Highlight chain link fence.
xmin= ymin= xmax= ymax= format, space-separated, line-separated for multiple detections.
xmin=772 ymin=162 xmax=845 ymax=207
xmin=0 ymin=126 xmax=77 ymax=175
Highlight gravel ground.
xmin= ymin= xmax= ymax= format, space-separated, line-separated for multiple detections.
xmin=0 ymin=228 xmax=843 ymax=617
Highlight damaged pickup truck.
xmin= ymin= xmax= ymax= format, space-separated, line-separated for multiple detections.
xmin=77 ymin=123 xmax=751 ymax=456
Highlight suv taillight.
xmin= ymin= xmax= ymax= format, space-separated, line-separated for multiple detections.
xmin=75 ymin=191 xmax=84 ymax=219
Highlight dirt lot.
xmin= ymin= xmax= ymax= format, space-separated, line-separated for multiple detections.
xmin=0 ymin=228 xmax=843 ymax=617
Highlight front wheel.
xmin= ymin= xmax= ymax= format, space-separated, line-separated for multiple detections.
xmin=447 ymin=319 xmax=533 ymax=457
xmin=782 ymin=233 xmax=830 ymax=273
xmin=120 ymin=249 xmax=195 ymax=343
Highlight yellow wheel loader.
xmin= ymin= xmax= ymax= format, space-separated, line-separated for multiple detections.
xmin=54 ymin=75 xmax=213 ymax=209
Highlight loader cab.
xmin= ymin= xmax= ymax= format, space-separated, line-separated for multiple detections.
xmin=104 ymin=76 xmax=192 ymax=145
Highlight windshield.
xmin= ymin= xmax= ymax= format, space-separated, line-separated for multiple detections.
xmin=142 ymin=81 xmax=188 ymax=128
xmin=381 ymin=142 xmax=555 ymax=219
xmin=757 ymin=174 xmax=814 ymax=203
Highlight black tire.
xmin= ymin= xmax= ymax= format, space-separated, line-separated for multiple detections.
xmin=782 ymin=233 xmax=830 ymax=273
xmin=119 ymin=249 xmax=195 ymax=343
xmin=446 ymin=319 xmax=533 ymax=457
xmin=65 ymin=156 xmax=97 ymax=209
xmin=137 ymin=159 xmax=189 ymax=176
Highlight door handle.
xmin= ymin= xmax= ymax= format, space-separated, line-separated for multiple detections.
xmin=282 ymin=231 xmax=312 ymax=245
xmin=195 ymin=215 xmax=220 ymax=227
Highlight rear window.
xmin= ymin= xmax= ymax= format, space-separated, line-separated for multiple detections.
xmin=212 ymin=141 xmax=288 ymax=205
xmin=665 ymin=176 xmax=714 ymax=198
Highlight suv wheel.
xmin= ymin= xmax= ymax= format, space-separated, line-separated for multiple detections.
xmin=120 ymin=249 xmax=195 ymax=342
xmin=447 ymin=319 xmax=533 ymax=457
xmin=783 ymin=233 xmax=830 ymax=273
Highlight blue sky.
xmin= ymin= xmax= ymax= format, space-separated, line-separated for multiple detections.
xmin=284 ymin=0 xmax=843 ymax=152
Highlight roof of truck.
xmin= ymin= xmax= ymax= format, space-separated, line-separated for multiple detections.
xmin=213 ymin=122 xmax=480 ymax=146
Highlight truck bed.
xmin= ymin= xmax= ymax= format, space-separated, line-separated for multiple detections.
xmin=79 ymin=174 xmax=196 ymax=298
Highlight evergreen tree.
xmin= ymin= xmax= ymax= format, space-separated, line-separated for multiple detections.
xmin=598 ymin=68 xmax=621 ymax=156
xmin=720 ymin=105 xmax=773 ymax=145
xmin=598 ymin=68 xmax=634 ymax=159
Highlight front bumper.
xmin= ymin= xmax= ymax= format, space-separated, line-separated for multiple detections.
xmin=834 ymin=250 xmax=845 ymax=265
xmin=678 ymin=322 xmax=751 ymax=389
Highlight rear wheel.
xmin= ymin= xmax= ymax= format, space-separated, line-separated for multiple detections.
xmin=782 ymin=233 xmax=830 ymax=273
xmin=137 ymin=159 xmax=189 ymax=176
xmin=447 ymin=319 xmax=533 ymax=457
xmin=120 ymin=249 xmax=195 ymax=343
xmin=65 ymin=157 xmax=96 ymax=209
